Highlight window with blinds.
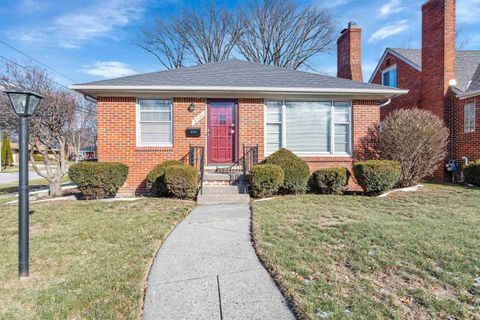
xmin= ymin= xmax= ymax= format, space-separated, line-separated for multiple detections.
xmin=464 ymin=103 xmax=476 ymax=133
xmin=265 ymin=101 xmax=351 ymax=156
xmin=137 ymin=100 xmax=173 ymax=146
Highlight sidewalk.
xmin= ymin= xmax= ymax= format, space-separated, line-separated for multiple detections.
xmin=143 ymin=204 xmax=295 ymax=320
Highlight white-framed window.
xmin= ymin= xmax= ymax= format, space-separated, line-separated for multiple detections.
xmin=382 ymin=65 xmax=397 ymax=87
xmin=464 ymin=102 xmax=476 ymax=133
xmin=265 ymin=100 xmax=352 ymax=156
xmin=137 ymin=99 xmax=173 ymax=146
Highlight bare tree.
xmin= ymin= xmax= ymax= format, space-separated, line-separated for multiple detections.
xmin=0 ymin=62 xmax=77 ymax=196
xmin=67 ymin=97 xmax=97 ymax=163
xmin=237 ymin=0 xmax=336 ymax=70
xmin=140 ymin=21 xmax=186 ymax=70
xmin=141 ymin=3 xmax=242 ymax=68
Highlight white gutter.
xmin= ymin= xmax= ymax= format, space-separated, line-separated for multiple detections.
xmin=69 ymin=84 xmax=407 ymax=95
xmin=458 ymin=89 xmax=480 ymax=100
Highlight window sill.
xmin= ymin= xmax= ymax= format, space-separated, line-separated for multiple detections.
xmin=135 ymin=146 xmax=174 ymax=152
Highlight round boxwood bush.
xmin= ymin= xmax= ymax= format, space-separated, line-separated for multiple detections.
xmin=249 ymin=164 xmax=285 ymax=198
xmin=69 ymin=162 xmax=128 ymax=199
xmin=146 ymin=160 xmax=182 ymax=196
xmin=464 ymin=160 xmax=480 ymax=186
xmin=353 ymin=160 xmax=401 ymax=196
xmin=263 ymin=148 xmax=310 ymax=194
xmin=164 ymin=164 xmax=199 ymax=199
xmin=312 ymin=167 xmax=350 ymax=195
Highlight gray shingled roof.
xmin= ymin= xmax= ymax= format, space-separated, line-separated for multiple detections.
xmin=389 ymin=48 xmax=480 ymax=93
xmin=74 ymin=59 xmax=397 ymax=91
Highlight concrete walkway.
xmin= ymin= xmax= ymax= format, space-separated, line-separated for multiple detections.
xmin=0 ymin=170 xmax=47 ymax=184
xmin=143 ymin=204 xmax=295 ymax=320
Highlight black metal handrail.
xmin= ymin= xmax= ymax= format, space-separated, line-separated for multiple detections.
xmin=241 ymin=145 xmax=259 ymax=193
xmin=181 ymin=145 xmax=205 ymax=195
xmin=216 ymin=144 xmax=258 ymax=193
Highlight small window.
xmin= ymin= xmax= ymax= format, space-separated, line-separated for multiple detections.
xmin=382 ymin=65 xmax=397 ymax=87
xmin=138 ymin=99 xmax=173 ymax=146
xmin=464 ymin=103 xmax=476 ymax=133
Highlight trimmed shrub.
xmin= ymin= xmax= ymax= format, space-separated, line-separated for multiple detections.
xmin=312 ymin=167 xmax=350 ymax=195
xmin=164 ymin=164 xmax=199 ymax=199
xmin=69 ymin=162 xmax=128 ymax=199
xmin=249 ymin=164 xmax=285 ymax=198
xmin=263 ymin=148 xmax=310 ymax=194
xmin=146 ymin=160 xmax=182 ymax=196
xmin=464 ymin=160 xmax=480 ymax=186
xmin=353 ymin=160 xmax=401 ymax=196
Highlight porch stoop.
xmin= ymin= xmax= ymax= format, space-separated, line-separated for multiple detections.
xmin=197 ymin=172 xmax=250 ymax=205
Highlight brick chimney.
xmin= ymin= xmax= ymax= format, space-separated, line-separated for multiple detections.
xmin=337 ymin=22 xmax=363 ymax=82
xmin=421 ymin=0 xmax=456 ymax=120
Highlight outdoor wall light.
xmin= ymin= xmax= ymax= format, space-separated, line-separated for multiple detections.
xmin=187 ymin=102 xmax=195 ymax=112
xmin=3 ymin=90 xmax=43 ymax=278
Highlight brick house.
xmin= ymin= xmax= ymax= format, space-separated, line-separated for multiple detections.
xmin=72 ymin=56 xmax=405 ymax=195
xmin=367 ymin=0 xmax=480 ymax=180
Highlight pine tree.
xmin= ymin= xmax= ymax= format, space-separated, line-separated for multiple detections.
xmin=1 ymin=132 xmax=14 ymax=168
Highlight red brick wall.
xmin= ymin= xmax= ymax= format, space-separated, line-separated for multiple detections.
xmin=337 ymin=23 xmax=363 ymax=82
xmin=239 ymin=98 xmax=265 ymax=159
xmin=421 ymin=0 xmax=456 ymax=121
xmin=97 ymin=97 xmax=207 ymax=195
xmin=453 ymin=97 xmax=480 ymax=166
xmin=97 ymin=97 xmax=380 ymax=194
xmin=371 ymin=53 xmax=423 ymax=120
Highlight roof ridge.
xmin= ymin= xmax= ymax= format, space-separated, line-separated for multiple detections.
xmin=76 ymin=59 xmax=256 ymax=85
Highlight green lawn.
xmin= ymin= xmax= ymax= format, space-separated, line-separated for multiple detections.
xmin=0 ymin=198 xmax=194 ymax=319
xmin=252 ymin=183 xmax=480 ymax=319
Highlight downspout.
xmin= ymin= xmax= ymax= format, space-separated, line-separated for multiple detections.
xmin=378 ymin=98 xmax=392 ymax=108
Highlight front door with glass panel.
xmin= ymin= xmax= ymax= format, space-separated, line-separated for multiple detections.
xmin=207 ymin=101 xmax=235 ymax=164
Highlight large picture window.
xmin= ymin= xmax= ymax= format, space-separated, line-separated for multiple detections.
xmin=265 ymin=101 xmax=352 ymax=156
xmin=137 ymin=99 xmax=173 ymax=146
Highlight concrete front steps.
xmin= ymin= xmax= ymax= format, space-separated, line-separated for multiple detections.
xmin=197 ymin=172 xmax=250 ymax=205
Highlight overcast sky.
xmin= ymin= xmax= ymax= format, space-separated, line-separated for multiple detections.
xmin=1 ymin=0 xmax=479 ymax=85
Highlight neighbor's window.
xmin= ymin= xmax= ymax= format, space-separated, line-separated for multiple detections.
xmin=265 ymin=101 xmax=351 ymax=156
xmin=464 ymin=103 xmax=476 ymax=133
xmin=382 ymin=65 xmax=397 ymax=87
xmin=138 ymin=99 xmax=173 ymax=146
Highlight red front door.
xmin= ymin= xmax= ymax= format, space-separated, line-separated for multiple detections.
xmin=207 ymin=101 xmax=235 ymax=164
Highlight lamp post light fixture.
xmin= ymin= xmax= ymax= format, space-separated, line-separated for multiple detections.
xmin=3 ymin=90 xmax=43 ymax=277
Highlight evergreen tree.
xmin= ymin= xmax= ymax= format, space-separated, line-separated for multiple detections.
xmin=1 ymin=132 xmax=14 ymax=168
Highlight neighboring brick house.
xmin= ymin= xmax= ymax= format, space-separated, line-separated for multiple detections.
xmin=72 ymin=59 xmax=405 ymax=195
xmin=368 ymin=0 xmax=480 ymax=180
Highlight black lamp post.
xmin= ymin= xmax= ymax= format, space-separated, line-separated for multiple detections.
xmin=3 ymin=90 xmax=43 ymax=277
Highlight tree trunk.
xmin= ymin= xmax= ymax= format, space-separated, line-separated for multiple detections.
xmin=49 ymin=180 xmax=63 ymax=197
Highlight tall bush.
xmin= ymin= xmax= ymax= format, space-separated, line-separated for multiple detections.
xmin=1 ymin=132 xmax=14 ymax=167
xmin=377 ymin=108 xmax=449 ymax=187
xmin=146 ymin=160 xmax=182 ymax=196
xmin=263 ymin=148 xmax=310 ymax=194
xmin=69 ymin=162 xmax=129 ymax=199
xmin=464 ymin=160 xmax=480 ymax=186
xmin=353 ymin=160 xmax=401 ymax=196
xmin=249 ymin=164 xmax=285 ymax=198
